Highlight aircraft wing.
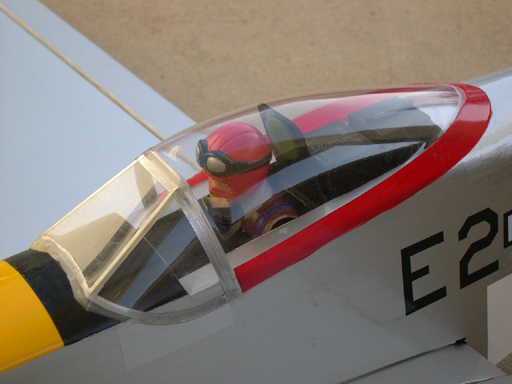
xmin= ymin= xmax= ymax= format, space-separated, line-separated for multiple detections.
xmin=349 ymin=342 xmax=506 ymax=384
xmin=0 ymin=0 xmax=194 ymax=259
xmin=487 ymin=378 xmax=512 ymax=384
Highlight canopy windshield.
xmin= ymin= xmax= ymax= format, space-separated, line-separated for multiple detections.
xmin=35 ymin=158 xmax=228 ymax=324
xmin=34 ymin=85 xmax=463 ymax=323
xmin=43 ymin=161 xmax=171 ymax=290
xmin=155 ymin=85 xmax=462 ymax=263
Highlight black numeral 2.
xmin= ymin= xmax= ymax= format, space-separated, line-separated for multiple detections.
xmin=459 ymin=208 xmax=499 ymax=289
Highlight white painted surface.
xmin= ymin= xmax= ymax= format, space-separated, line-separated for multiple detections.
xmin=488 ymin=273 xmax=512 ymax=364
xmin=0 ymin=0 xmax=194 ymax=139
xmin=117 ymin=304 xmax=234 ymax=370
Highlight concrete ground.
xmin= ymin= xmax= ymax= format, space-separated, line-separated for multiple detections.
xmin=35 ymin=0 xmax=512 ymax=376
xmin=38 ymin=0 xmax=511 ymax=122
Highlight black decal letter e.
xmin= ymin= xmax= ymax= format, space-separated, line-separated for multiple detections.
xmin=401 ymin=232 xmax=446 ymax=316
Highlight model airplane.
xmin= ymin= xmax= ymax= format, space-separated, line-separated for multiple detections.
xmin=1 ymin=69 xmax=512 ymax=383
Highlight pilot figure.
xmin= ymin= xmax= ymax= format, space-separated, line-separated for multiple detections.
xmin=196 ymin=122 xmax=298 ymax=238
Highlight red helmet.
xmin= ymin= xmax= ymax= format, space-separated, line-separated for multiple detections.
xmin=197 ymin=122 xmax=271 ymax=199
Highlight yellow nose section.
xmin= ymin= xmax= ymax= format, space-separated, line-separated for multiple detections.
xmin=0 ymin=261 xmax=63 ymax=373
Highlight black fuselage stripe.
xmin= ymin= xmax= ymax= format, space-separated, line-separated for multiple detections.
xmin=6 ymin=249 xmax=119 ymax=345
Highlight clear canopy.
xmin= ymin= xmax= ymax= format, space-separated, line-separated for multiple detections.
xmin=155 ymin=85 xmax=462 ymax=262
xmin=33 ymin=85 xmax=463 ymax=323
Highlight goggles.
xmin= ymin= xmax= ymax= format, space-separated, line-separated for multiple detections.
xmin=196 ymin=139 xmax=271 ymax=178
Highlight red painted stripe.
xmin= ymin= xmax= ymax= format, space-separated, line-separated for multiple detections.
xmin=188 ymin=169 xmax=207 ymax=187
xmin=234 ymin=84 xmax=491 ymax=292
xmin=294 ymin=92 xmax=394 ymax=134
xmin=187 ymin=88 xmax=425 ymax=187
xmin=295 ymin=87 xmax=429 ymax=135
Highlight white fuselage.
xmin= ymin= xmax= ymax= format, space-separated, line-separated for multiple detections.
xmin=4 ymin=70 xmax=512 ymax=384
